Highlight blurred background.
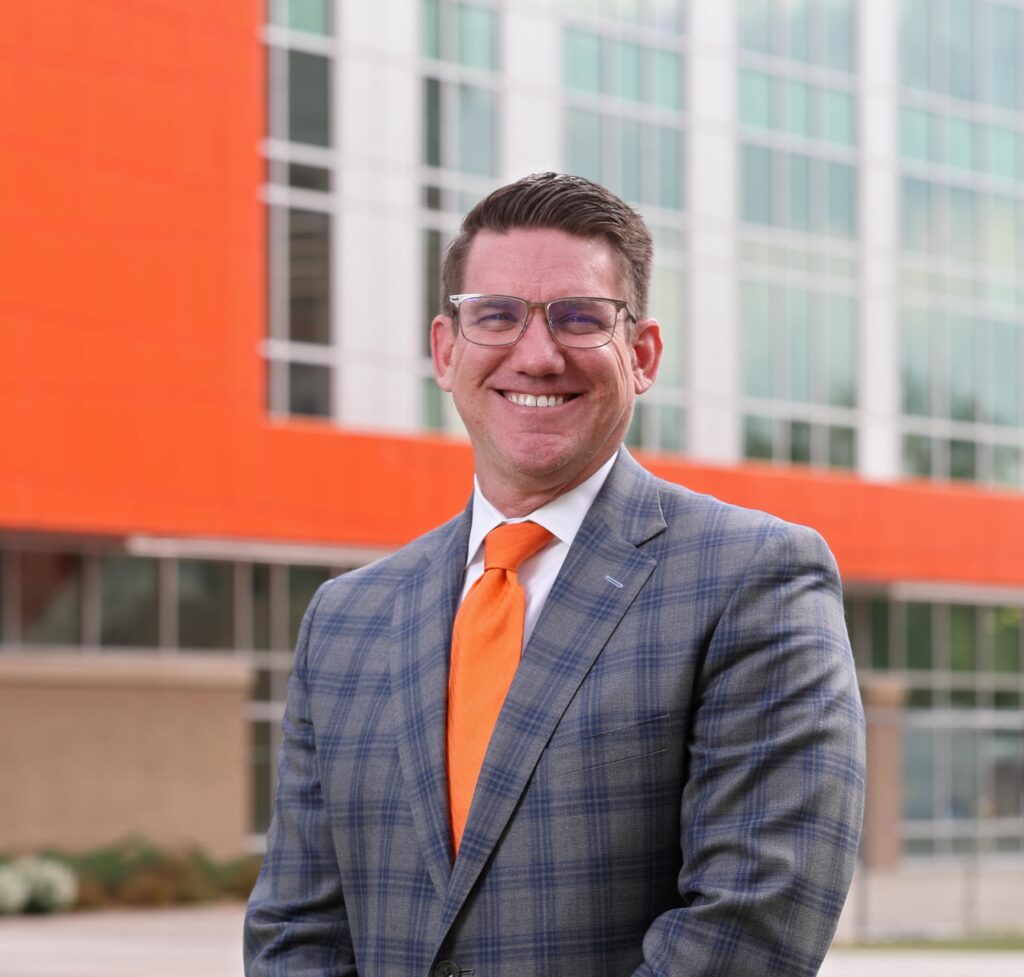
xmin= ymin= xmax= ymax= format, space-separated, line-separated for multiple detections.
xmin=0 ymin=0 xmax=1022 ymax=943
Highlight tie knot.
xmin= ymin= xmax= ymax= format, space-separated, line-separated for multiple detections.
xmin=484 ymin=521 xmax=553 ymax=572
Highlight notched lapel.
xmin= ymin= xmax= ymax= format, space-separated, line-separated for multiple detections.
xmin=391 ymin=511 xmax=471 ymax=899
xmin=440 ymin=452 xmax=667 ymax=930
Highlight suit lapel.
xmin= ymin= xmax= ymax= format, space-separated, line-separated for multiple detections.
xmin=391 ymin=507 xmax=471 ymax=899
xmin=439 ymin=451 xmax=667 ymax=932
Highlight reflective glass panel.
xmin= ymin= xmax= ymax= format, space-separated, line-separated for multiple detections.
xmin=903 ymin=434 xmax=933 ymax=476
xmin=738 ymin=0 xmax=771 ymax=53
xmin=991 ymin=5 xmax=1019 ymax=111
xmin=741 ymin=282 xmax=772 ymax=397
xmin=824 ymin=0 xmax=854 ymax=72
xmin=739 ymin=71 xmax=771 ymax=128
xmin=457 ymin=84 xmax=496 ymax=175
xmin=949 ymin=438 xmax=977 ymax=480
xmin=902 ymin=0 xmax=931 ymax=89
xmin=272 ymin=0 xmax=331 ymax=34
xmin=288 ymin=363 xmax=331 ymax=417
xmin=947 ymin=316 xmax=976 ymax=422
xmin=288 ymin=51 xmax=330 ymax=147
xmin=742 ymin=145 xmax=772 ymax=225
xmin=567 ymin=109 xmax=603 ymax=184
xmin=823 ymin=90 xmax=854 ymax=145
xmin=904 ymin=727 xmax=934 ymax=818
xmin=100 ymin=555 xmax=158 ymax=647
xmin=988 ymin=127 xmax=1017 ymax=179
xmin=614 ymin=41 xmax=643 ymax=101
xmin=288 ymin=565 xmax=332 ymax=647
xmin=828 ymin=426 xmax=856 ymax=469
xmin=947 ymin=0 xmax=975 ymax=100
xmin=252 ymin=563 xmax=271 ymax=651
xmin=900 ymin=107 xmax=930 ymax=161
xmin=178 ymin=559 xmax=234 ymax=650
xmin=288 ymin=209 xmax=330 ymax=344
xmin=19 ymin=552 xmax=81 ymax=645
xmin=992 ymin=607 xmax=1021 ymax=673
xmin=790 ymin=420 xmax=812 ymax=464
xmin=901 ymin=308 xmax=931 ymax=415
xmin=654 ymin=51 xmax=683 ymax=110
xmin=423 ymin=0 xmax=440 ymax=58
xmin=944 ymin=117 xmax=973 ymax=170
xmin=993 ymin=445 xmax=1021 ymax=488
xmin=457 ymin=4 xmax=497 ymax=70
xmin=743 ymin=415 xmax=774 ymax=460
xmin=565 ymin=30 xmax=602 ymax=93
xmin=906 ymin=602 xmax=933 ymax=670
xmin=950 ymin=605 xmax=977 ymax=671
xmin=657 ymin=126 xmax=683 ymax=209
xmin=827 ymin=162 xmax=855 ymax=237
xmin=784 ymin=80 xmax=810 ymax=137
xmin=871 ymin=598 xmax=890 ymax=669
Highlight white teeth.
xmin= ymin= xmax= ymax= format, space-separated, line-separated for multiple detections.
xmin=506 ymin=392 xmax=566 ymax=408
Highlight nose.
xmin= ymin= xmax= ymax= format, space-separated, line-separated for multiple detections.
xmin=509 ymin=307 xmax=566 ymax=374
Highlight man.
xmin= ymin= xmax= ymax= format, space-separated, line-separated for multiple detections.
xmin=245 ymin=173 xmax=865 ymax=977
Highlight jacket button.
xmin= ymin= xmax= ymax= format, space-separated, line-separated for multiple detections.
xmin=434 ymin=962 xmax=459 ymax=977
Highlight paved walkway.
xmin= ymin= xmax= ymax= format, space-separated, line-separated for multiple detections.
xmin=2 ymin=904 xmax=1023 ymax=977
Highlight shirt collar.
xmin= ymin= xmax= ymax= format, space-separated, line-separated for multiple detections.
xmin=465 ymin=451 xmax=619 ymax=568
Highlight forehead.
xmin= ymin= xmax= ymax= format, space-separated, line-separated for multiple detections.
xmin=461 ymin=227 xmax=625 ymax=300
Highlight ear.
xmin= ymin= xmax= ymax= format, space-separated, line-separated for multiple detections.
xmin=431 ymin=315 xmax=456 ymax=392
xmin=630 ymin=318 xmax=662 ymax=394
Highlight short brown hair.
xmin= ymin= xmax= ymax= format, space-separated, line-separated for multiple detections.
xmin=440 ymin=172 xmax=654 ymax=320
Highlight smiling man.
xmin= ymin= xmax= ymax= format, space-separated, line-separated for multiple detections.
xmin=245 ymin=173 xmax=865 ymax=977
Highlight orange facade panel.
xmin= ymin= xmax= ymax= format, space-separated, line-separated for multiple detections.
xmin=2 ymin=2 xmax=1022 ymax=591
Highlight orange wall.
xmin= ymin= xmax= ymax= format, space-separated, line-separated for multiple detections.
xmin=1 ymin=1 xmax=1023 ymax=590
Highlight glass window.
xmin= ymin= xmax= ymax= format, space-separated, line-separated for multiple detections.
xmin=903 ymin=434 xmax=933 ymax=476
xmin=784 ymin=80 xmax=810 ymax=137
xmin=458 ymin=84 xmax=496 ymax=175
xmin=656 ymin=126 xmax=683 ymax=209
xmin=288 ymin=51 xmax=330 ymax=147
xmin=823 ymin=90 xmax=854 ymax=145
xmin=947 ymin=315 xmax=976 ymax=421
xmin=252 ymin=563 xmax=271 ymax=651
xmin=653 ymin=50 xmax=683 ymax=109
xmin=902 ymin=178 xmax=931 ymax=252
xmin=620 ymin=119 xmax=643 ymax=203
xmin=947 ymin=187 xmax=976 ymax=263
xmin=827 ymin=162 xmax=855 ymax=238
xmin=826 ymin=295 xmax=856 ymax=407
xmin=178 ymin=559 xmax=234 ymax=650
xmin=784 ymin=0 xmax=810 ymax=62
xmin=100 ymin=555 xmax=158 ymax=647
xmin=824 ymin=0 xmax=854 ymax=72
xmin=950 ymin=605 xmax=976 ymax=671
xmin=790 ymin=420 xmax=812 ymax=464
xmin=950 ymin=729 xmax=979 ymax=818
xmin=424 ymin=0 xmax=441 ymax=58
xmin=828 ymin=426 xmax=856 ymax=469
xmin=457 ymin=4 xmax=497 ymax=70
xmin=944 ymin=117 xmax=973 ymax=170
xmin=992 ymin=607 xmax=1021 ymax=673
xmin=288 ymin=565 xmax=331 ymax=647
xmin=987 ymin=195 xmax=1018 ymax=268
xmin=902 ymin=0 xmax=931 ymax=89
xmin=993 ymin=445 xmax=1021 ymax=488
xmin=19 ymin=552 xmax=82 ymax=645
xmin=870 ymin=598 xmax=890 ymax=669
xmin=289 ymin=363 xmax=331 ymax=417
xmin=949 ymin=438 xmax=977 ymax=480
xmin=271 ymin=0 xmax=331 ymax=34
xmin=901 ymin=308 xmax=932 ymax=415
xmin=947 ymin=0 xmax=975 ymax=100
xmin=743 ymin=415 xmax=774 ymax=460
xmin=990 ymin=5 xmax=1019 ymax=111
xmin=988 ymin=127 xmax=1017 ymax=179
xmin=424 ymin=78 xmax=441 ymax=166
xmin=288 ymin=209 xmax=331 ymax=344
xmin=565 ymin=29 xmax=602 ymax=93
xmin=787 ymin=288 xmax=810 ymax=402
xmin=906 ymin=602 xmax=933 ymax=670
xmin=741 ymin=282 xmax=773 ymax=397
xmin=900 ymin=107 xmax=930 ymax=161
xmin=614 ymin=41 xmax=643 ymax=101
xmin=288 ymin=163 xmax=331 ymax=191
xmin=567 ymin=109 xmax=603 ymax=184
xmin=738 ymin=0 xmax=772 ymax=53
xmin=742 ymin=145 xmax=772 ymax=225
xmin=905 ymin=727 xmax=935 ymax=819
xmin=739 ymin=71 xmax=771 ymax=128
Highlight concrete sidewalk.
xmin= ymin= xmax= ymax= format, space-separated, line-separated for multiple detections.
xmin=2 ymin=904 xmax=1023 ymax=977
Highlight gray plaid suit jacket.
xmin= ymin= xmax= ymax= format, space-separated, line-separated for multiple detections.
xmin=245 ymin=450 xmax=865 ymax=977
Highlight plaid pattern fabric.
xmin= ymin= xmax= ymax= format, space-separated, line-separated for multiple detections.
xmin=244 ymin=451 xmax=866 ymax=977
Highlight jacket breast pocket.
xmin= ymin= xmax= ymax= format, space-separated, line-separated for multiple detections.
xmin=539 ymin=712 xmax=679 ymax=780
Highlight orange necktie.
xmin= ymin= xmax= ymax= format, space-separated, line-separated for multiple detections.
xmin=447 ymin=521 xmax=553 ymax=854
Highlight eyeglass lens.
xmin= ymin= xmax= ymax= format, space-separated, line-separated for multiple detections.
xmin=457 ymin=296 xmax=618 ymax=347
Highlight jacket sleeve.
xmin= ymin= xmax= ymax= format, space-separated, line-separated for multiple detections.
xmin=631 ymin=523 xmax=866 ymax=977
xmin=244 ymin=583 xmax=358 ymax=977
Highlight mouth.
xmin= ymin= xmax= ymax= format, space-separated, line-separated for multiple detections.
xmin=501 ymin=391 xmax=577 ymax=408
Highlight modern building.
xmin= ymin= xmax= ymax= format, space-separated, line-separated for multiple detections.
xmin=1 ymin=0 xmax=1022 ymax=936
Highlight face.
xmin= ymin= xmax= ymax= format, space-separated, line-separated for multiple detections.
xmin=431 ymin=227 xmax=662 ymax=508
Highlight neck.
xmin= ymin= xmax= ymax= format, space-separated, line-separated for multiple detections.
xmin=476 ymin=450 xmax=618 ymax=518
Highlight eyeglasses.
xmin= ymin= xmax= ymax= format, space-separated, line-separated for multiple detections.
xmin=448 ymin=294 xmax=636 ymax=349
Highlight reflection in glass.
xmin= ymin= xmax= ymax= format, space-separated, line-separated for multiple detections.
xmin=901 ymin=309 xmax=931 ymax=416
xmin=903 ymin=434 xmax=933 ymax=477
xmin=906 ymin=602 xmax=933 ymax=670
xmin=742 ymin=145 xmax=772 ymax=225
xmin=178 ymin=559 xmax=234 ymax=650
xmin=949 ymin=439 xmax=977 ymax=481
xmin=458 ymin=85 xmax=496 ymax=175
xmin=567 ymin=109 xmax=603 ymax=184
xmin=950 ymin=605 xmax=976 ymax=672
xmin=743 ymin=415 xmax=774 ymax=460
xmin=288 ymin=51 xmax=330 ymax=147
xmin=100 ymin=555 xmax=158 ymax=647
xmin=271 ymin=0 xmax=331 ymax=34
xmin=565 ymin=30 xmax=602 ymax=93
xmin=288 ymin=209 xmax=331 ymax=344
xmin=739 ymin=71 xmax=771 ymax=128
xmin=827 ymin=426 xmax=855 ymax=469
xmin=288 ymin=363 xmax=331 ymax=417
xmin=457 ymin=4 xmax=497 ymax=70
xmin=19 ymin=552 xmax=82 ymax=645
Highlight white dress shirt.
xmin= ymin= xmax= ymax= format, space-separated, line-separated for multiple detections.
xmin=458 ymin=452 xmax=618 ymax=649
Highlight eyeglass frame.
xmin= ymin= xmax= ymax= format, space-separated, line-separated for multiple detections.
xmin=447 ymin=293 xmax=637 ymax=349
